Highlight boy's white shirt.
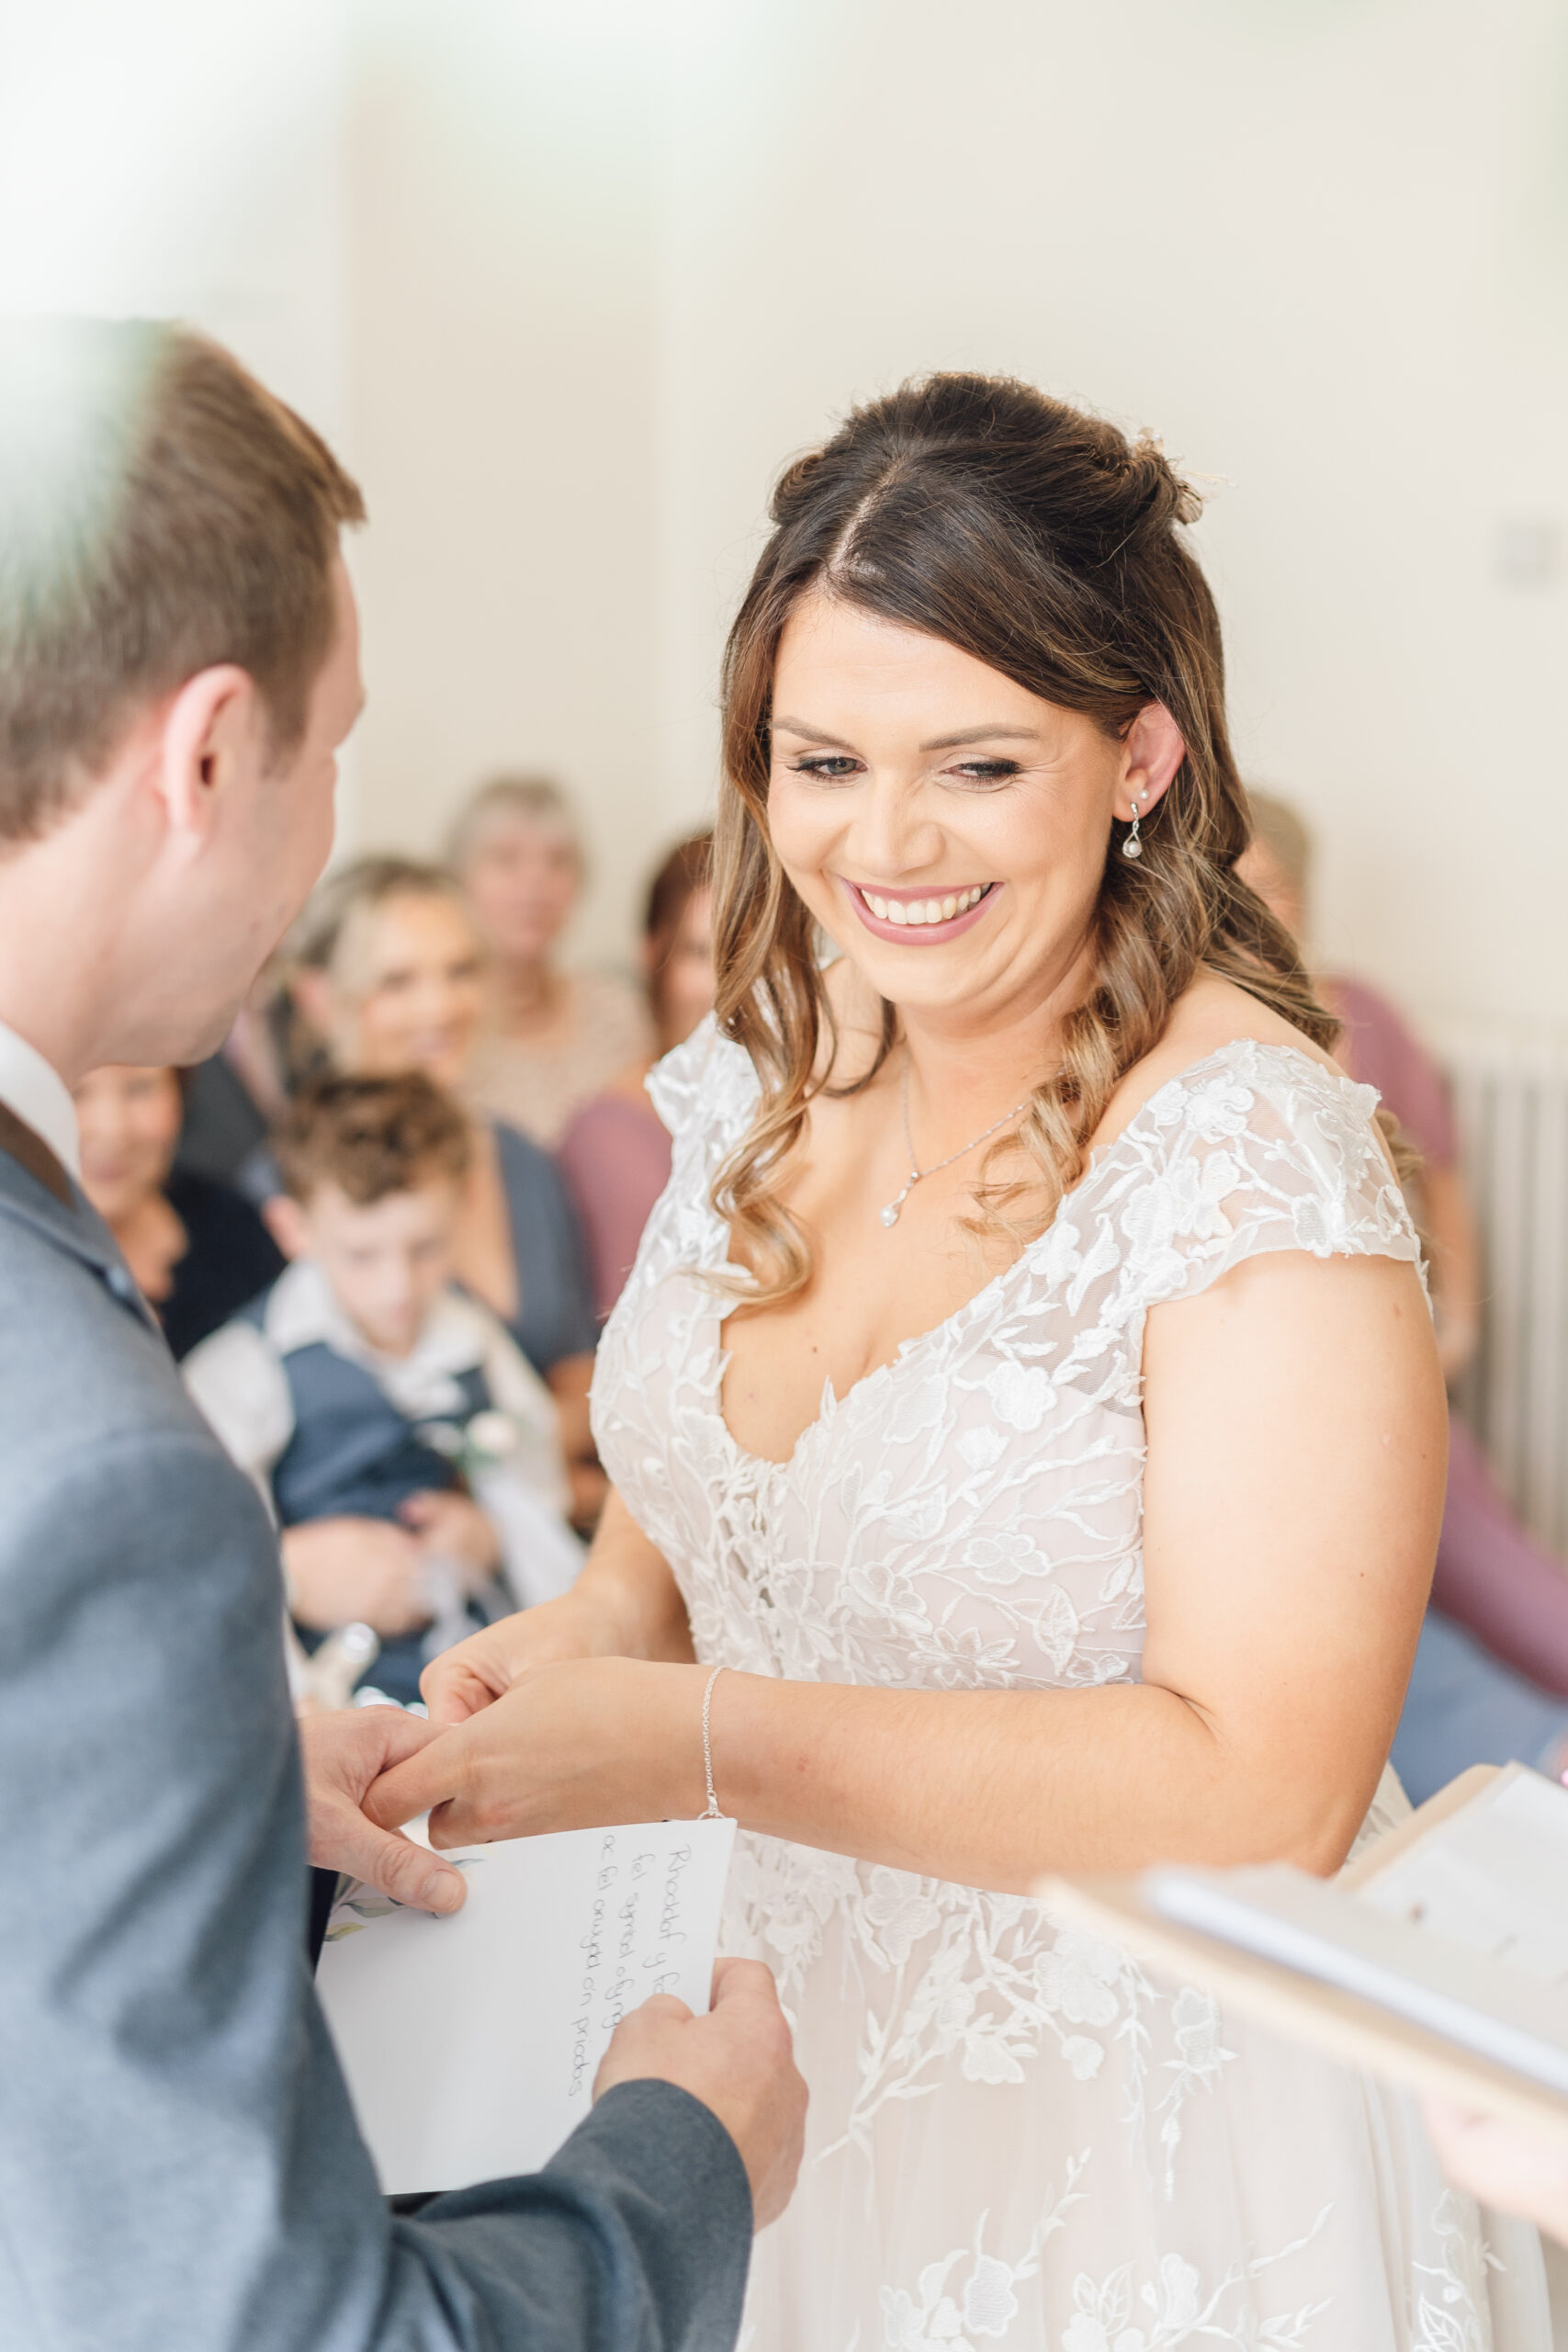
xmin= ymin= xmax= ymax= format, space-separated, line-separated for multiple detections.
xmin=183 ymin=1258 xmax=583 ymax=1609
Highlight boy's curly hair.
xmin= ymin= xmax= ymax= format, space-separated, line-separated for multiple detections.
xmin=274 ymin=1072 xmax=470 ymax=1207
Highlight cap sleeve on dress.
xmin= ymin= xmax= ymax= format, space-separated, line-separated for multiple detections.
xmin=646 ymin=1014 xmax=759 ymax=1152
xmin=1103 ymin=1040 xmax=1424 ymax=1323
xmin=646 ymin=1015 xmax=720 ymax=1138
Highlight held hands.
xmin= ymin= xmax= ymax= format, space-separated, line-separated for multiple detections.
xmin=367 ymin=1656 xmax=710 ymax=1847
xmin=418 ymin=1589 xmax=629 ymax=1728
xmin=343 ymin=1589 xmax=806 ymax=2227
xmin=299 ymin=1706 xmax=468 ymax=1915
xmin=595 ymin=1959 xmax=807 ymax=2231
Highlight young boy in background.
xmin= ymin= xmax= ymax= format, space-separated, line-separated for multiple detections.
xmin=184 ymin=1071 xmax=581 ymax=1704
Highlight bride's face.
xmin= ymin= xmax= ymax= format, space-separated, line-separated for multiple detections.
xmin=767 ymin=592 xmax=1176 ymax=1030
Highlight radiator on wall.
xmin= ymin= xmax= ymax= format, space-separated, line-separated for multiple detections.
xmin=1440 ymin=1023 xmax=1568 ymax=1556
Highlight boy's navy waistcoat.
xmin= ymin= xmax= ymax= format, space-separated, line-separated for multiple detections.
xmin=241 ymin=1295 xmax=501 ymax=1701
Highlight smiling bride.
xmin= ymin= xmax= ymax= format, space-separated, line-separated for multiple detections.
xmin=373 ymin=374 xmax=1550 ymax=2348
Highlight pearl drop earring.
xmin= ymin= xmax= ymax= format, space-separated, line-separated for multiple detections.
xmin=1122 ymin=790 xmax=1146 ymax=861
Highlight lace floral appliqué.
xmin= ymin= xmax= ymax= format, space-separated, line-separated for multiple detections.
xmin=595 ymin=1027 xmax=1536 ymax=2352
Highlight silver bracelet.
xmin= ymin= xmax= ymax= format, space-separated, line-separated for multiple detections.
xmin=700 ymin=1663 xmax=727 ymax=1820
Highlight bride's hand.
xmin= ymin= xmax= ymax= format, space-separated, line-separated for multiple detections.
xmin=370 ymin=1657 xmax=711 ymax=1845
xmin=418 ymin=1591 xmax=625 ymax=1727
xmin=420 ymin=1487 xmax=697 ymax=1727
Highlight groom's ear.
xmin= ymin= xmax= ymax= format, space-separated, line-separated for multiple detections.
xmin=148 ymin=665 xmax=267 ymax=854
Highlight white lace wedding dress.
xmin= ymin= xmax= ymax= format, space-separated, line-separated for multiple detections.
xmin=593 ymin=1020 xmax=1551 ymax=2352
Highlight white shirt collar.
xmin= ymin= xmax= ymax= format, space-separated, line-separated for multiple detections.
xmin=262 ymin=1256 xmax=494 ymax=1419
xmin=0 ymin=1020 xmax=81 ymax=1179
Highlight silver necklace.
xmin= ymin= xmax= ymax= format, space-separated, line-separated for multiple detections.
xmin=879 ymin=1056 xmax=1034 ymax=1228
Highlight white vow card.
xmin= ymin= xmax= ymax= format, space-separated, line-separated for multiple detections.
xmin=317 ymin=1815 xmax=737 ymax=2194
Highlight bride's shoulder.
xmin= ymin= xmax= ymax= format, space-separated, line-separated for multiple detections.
xmin=1160 ymin=968 xmax=1341 ymax=1076
xmin=1092 ymin=972 xmax=1351 ymax=1156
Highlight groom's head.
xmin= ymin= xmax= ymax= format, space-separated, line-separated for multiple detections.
xmin=0 ymin=319 xmax=366 ymax=1075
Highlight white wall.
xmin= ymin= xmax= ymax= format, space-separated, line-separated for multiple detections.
xmin=0 ymin=0 xmax=356 ymax=814
xmin=6 ymin=1 xmax=1566 ymax=1025
xmin=0 ymin=0 xmax=347 ymax=431
xmin=343 ymin=3 xmax=668 ymax=965
xmin=649 ymin=0 xmax=1568 ymax=1030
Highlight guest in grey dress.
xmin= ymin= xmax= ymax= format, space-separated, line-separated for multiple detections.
xmin=288 ymin=856 xmax=604 ymax=1524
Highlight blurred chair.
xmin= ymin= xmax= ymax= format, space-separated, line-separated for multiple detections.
xmin=1242 ymin=792 xmax=1568 ymax=1801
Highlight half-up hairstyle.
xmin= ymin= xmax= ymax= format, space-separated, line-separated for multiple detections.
xmin=714 ymin=372 xmax=1334 ymax=1303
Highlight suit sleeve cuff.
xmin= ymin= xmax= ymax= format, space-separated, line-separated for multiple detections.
xmin=547 ymin=2079 xmax=753 ymax=2335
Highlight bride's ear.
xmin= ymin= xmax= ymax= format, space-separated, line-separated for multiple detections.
xmin=1115 ymin=702 xmax=1185 ymax=822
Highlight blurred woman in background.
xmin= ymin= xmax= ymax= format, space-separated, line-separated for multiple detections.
xmin=557 ymin=831 xmax=715 ymax=1321
xmin=176 ymin=961 xmax=321 ymax=1200
xmin=449 ymin=775 xmax=652 ymax=1147
xmin=1241 ymin=791 xmax=1568 ymax=1797
xmin=288 ymin=858 xmax=604 ymax=1527
xmin=73 ymin=1064 xmax=283 ymax=1359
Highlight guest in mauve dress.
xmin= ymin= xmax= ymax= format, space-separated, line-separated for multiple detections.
xmin=1242 ymin=790 xmax=1568 ymax=1798
xmin=557 ymin=834 xmax=714 ymax=1322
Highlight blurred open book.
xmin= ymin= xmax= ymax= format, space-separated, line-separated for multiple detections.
xmin=1043 ymin=1764 xmax=1568 ymax=2147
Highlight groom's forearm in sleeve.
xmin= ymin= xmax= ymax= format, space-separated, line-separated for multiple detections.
xmin=0 ymin=1424 xmax=746 ymax=2352
xmin=396 ymin=2084 xmax=752 ymax=2352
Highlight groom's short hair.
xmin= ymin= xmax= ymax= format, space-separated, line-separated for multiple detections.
xmin=0 ymin=318 xmax=365 ymax=845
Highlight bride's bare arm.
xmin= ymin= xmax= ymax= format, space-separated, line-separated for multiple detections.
xmin=418 ymin=1488 xmax=695 ymax=1724
xmin=378 ymin=1248 xmax=1443 ymax=1887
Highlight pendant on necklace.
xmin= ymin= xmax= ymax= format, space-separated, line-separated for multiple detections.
xmin=880 ymin=1179 xmax=915 ymax=1228
xmin=877 ymin=1056 xmax=1035 ymax=1232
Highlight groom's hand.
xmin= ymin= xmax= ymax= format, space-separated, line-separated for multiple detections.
xmin=299 ymin=1708 xmax=468 ymax=1916
xmin=594 ymin=1959 xmax=807 ymax=2231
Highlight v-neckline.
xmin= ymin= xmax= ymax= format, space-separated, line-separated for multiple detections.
xmin=705 ymin=1036 xmax=1342 ymax=1477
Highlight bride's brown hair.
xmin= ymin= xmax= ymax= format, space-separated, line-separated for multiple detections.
xmin=713 ymin=372 xmax=1334 ymax=1303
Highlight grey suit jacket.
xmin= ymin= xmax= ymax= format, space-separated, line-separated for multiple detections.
xmin=0 ymin=1135 xmax=751 ymax=2350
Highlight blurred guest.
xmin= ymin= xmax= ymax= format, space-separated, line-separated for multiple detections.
xmin=73 ymin=1063 xmax=283 ymax=1360
xmin=1242 ymin=791 xmax=1568 ymax=1796
xmin=289 ymin=856 xmax=604 ymax=1526
xmin=185 ymin=1073 xmax=580 ymax=1705
xmin=450 ymin=774 xmax=653 ymax=1146
xmin=176 ymin=962 xmax=317 ymax=1197
xmin=558 ymin=832 xmax=715 ymax=1320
